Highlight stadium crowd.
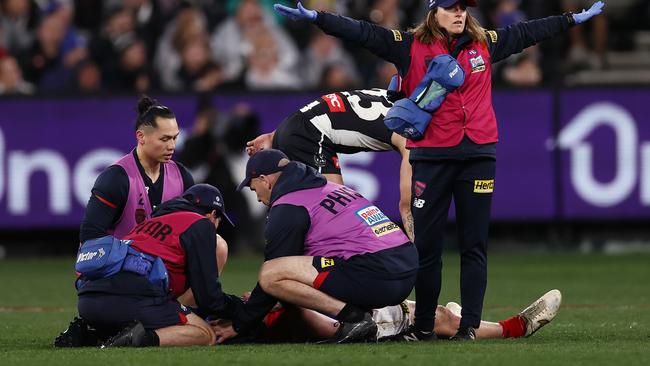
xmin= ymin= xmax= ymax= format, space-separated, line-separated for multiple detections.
xmin=0 ymin=0 xmax=648 ymax=96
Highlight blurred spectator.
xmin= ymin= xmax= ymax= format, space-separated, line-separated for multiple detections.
xmin=111 ymin=38 xmax=153 ymax=92
xmin=371 ymin=60 xmax=397 ymax=89
xmin=18 ymin=10 xmax=85 ymax=91
xmin=73 ymin=0 xmax=103 ymax=34
xmin=50 ymin=2 xmax=88 ymax=70
xmin=210 ymin=0 xmax=300 ymax=85
xmin=244 ymin=23 xmax=302 ymax=90
xmin=490 ymin=0 xmax=542 ymax=86
xmin=280 ymin=0 xmax=342 ymax=49
xmin=0 ymin=54 xmax=34 ymax=94
xmin=302 ymin=30 xmax=360 ymax=89
xmin=318 ymin=62 xmax=360 ymax=91
xmin=177 ymin=38 xmax=223 ymax=92
xmin=88 ymin=7 xmax=137 ymax=88
xmin=562 ymin=0 xmax=607 ymax=70
xmin=71 ymin=59 xmax=101 ymax=93
xmin=0 ymin=0 xmax=41 ymax=55
xmin=154 ymin=6 xmax=212 ymax=91
xmin=177 ymin=98 xmax=262 ymax=253
xmin=368 ymin=0 xmax=401 ymax=28
xmin=121 ymin=0 xmax=166 ymax=60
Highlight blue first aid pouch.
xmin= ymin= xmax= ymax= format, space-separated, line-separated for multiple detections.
xmin=123 ymin=248 xmax=169 ymax=291
xmin=75 ymin=235 xmax=168 ymax=291
xmin=384 ymin=98 xmax=433 ymax=140
xmin=75 ymin=236 xmax=131 ymax=280
xmin=384 ymin=54 xmax=465 ymax=140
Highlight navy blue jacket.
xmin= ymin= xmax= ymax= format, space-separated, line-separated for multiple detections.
xmin=79 ymin=150 xmax=194 ymax=242
xmin=313 ymin=11 xmax=573 ymax=159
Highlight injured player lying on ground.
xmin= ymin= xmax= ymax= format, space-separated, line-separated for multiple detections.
xmin=211 ymin=289 xmax=562 ymax=343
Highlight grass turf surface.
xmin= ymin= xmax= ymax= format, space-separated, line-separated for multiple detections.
xmin=1 ymin=252 xmax=649 ymax=365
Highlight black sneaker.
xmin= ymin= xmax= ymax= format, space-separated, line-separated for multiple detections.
xmin=450 ymin=326 xmax=476 ymax=341
xmin=100 ymin=321 xmax=146 ymax=348
xmin=54 ymin=317 xmax=101 ymax=348
xmin=326 ymin=312 xmax=377 ymax=344
xmin=378 ymin=325 xmax=437 ymax=342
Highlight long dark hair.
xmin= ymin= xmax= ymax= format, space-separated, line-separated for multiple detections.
xmin=409 ymin=8 xmax=487 ymax=45
xmin=134 ymin=95 xmax=176 ymax=131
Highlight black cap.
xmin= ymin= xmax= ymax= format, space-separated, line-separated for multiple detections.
xmin=428 ymin=0 xmax=477 ymax=10
xmin=236 ymin=149 xmax=290 ymax=191
xmin=183 ymin=184 xmax=234 ymax=226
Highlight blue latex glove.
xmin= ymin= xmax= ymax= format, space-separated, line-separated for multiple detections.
xmin=572 ymin=1 xmax=604 ymax=24
xmin=273 ymin=2 xmax=317 ymax=22
xmin=386 ymin=74 xmax=405 ymax=102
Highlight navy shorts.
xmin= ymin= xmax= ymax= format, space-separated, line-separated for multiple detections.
xmin=311 ymin=243 xmax=418 ymax=310
xmin=78 ymin=294 xmax=191 ymax=331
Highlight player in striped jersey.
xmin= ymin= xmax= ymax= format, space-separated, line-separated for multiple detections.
xmin=245 ymin=89 xmax=415 ymax=240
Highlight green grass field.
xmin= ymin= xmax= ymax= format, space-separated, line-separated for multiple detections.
xmin=1 ymin=252 xmax=649 ymax=365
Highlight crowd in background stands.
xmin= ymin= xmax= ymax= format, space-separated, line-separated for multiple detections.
xmin=0 ymin=0 xmax=648 ymax=96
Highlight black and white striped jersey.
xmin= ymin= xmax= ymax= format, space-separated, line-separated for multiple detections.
xmin=295 ymin=88 xmax=396 ymax=153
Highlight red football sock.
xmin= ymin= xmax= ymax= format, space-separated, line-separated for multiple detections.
xmin=498 ymin=316 xmax=526 ymax=338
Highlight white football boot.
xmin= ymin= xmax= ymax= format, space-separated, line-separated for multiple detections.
xmin=519 ymin=289 xmax=562 ymax=337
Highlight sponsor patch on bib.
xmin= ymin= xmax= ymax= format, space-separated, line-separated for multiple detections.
xmin=356 ymin=205 xmax=390 ymax=226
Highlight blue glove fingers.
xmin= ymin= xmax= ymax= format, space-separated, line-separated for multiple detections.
xmin=273 ymin=4 xmax=299 ymax=20
xmin=589 ymin=1 xmax=605 ymax=14
xmin=273 ymin=2 xmax=315 ymax=22
xmin=387 ymin=75 xmax=401 ymax=92
xmin=573 ymin=1 xmax=605 ymax=24
xmin=297 ymin=2 xmax=317 ymax=21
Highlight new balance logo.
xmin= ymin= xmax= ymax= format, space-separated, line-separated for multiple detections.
xmin=413 ymin=198 xmax=426 ymax=208
xmin=404 ymin=334 xmax=420 ymax=342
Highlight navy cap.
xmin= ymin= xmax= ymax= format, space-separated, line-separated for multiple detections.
xmin=183 ymin=184 xmax=234 ymax=226
xmin=237 ymin=149 xmax=290 ymax=191
xmin=429 ymin=0 xmax=477 ymax=10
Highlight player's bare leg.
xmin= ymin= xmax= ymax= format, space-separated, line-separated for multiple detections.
xmin=259 ymin=256 xmax=347 ymax=316
xmin=216 ymin=234 xmax=228 ymax=275
xmin=437 ymin=302 xmax=502 ymax=338
xmin=443 ymin=289 xmax=562 ymax=338
xmin=155 ymin=313 xmax=216 ymax=346
xmin=178 ymin=235 xmax=229 ymax=307
xmin=323 ymin=173 xmax=344 ymax=185
xmin=102 ymin=313 xmax=216 ymax=347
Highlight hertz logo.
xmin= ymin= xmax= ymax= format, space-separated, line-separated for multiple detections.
xmin=392 ymin=30 xmax=402 ymax=42
xmin=474 ymin=180 xmax=494 ymax=193
xmin=372 ymin=222 xmax=399 ymax=237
